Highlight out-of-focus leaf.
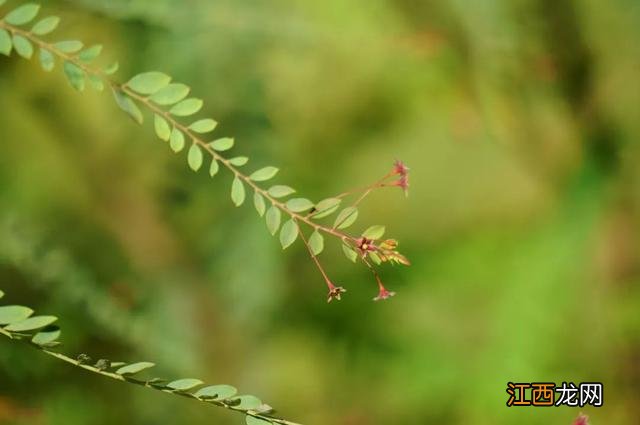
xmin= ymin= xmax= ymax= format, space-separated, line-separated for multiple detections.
xmin=5 ymin=4 xmax=40 ymax=26
xmin=170 ymin=98 xmax=203 ymax=116
xmin=115 ymin=362 xmax=155 ymax=375
xmin=194 ymin=385 xmax=237 ymax=400
xmin=12 ymin=35 xmax=33 ymax=59
xmin=266 ymin=206 xmax=281 ymax=235
xmin=150 ymin=83 xmax=190 ymax=105
xmin=154 ymin=114 xmax=171 ymax=141
xmin=249 ymin=167 xmax=278 ymax=182
xmin=231 ymin=177 xmax=245 ymax=206
xmin=0 ymin=306 xmax=34 ymax=325
xmin=5 ymin=315 xmax=57 ymax=332
xmin=188 ymin=144 xmax=203 ymax=171
xmin=286 ymin=198 xmax=314 ymax=213
xmin=166 ymin=378 xmax=203 ymax=391
xmin=334 ymin=207 xmax=358 ymax=229
xmin=31 ymin=16 xmax=59 ymax=35
xmin=254 ymin=192 xmax=266 ymax=216
xmin=279 ymin=219 xmax=298 ymax=249
xmin=309 ymin=231 xmax=324 ymax=255
xmin=127 ymin=71 xmax=171 ymax=95
xmin=169 ymin=128 xmax=185 ymax=152
xmin=268 ymin=185 xmax=295 ymax=198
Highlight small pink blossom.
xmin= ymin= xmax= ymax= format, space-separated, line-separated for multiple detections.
xmin=393 ymin=160 xmax=409 ymax=177
xmin=327 ymin=283 xmax=347 ymax=303
xmin=573 ymin=414 xmax=589 ymax=425
xmin=373 ymin=276 xmax=395 ymax=301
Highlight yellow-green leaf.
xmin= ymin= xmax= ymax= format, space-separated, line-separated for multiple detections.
xmin=334 ymin=207 xmax=358 ymax=229
xmin=154 ymin=114 xmax=171 ymax=141
xmin=279 ymin=219 xmax=298 ymax=249
xmin=267 ymin=185 xmax=295 ymax=198
xmin=189 ymin=119 xmax=217 ymax=133
xmin=249 ymin=167 xmax=278 ymax=182
xmin=210 ymin=137 xmax=234 ymax=151
xmin=286 ymin=198 xmax=314 ymax=213
xmin=0 ymin=306 xmax=33 ymax=325
xmin=12 ymin=35 xmax=33 ymax=59
xmin=231 ymin=177 xmax=245 ymax=206
xmin=188 ymin=144 xmax=203 ymax=171
xmin=209 ymin=158 xmax=219 ymax=177
xmin=5 ymin=315 xmax=57 ymax=332
xmin=309 ymin=231 xmax=324 ymax=256
xmin=63 ymin=61 xmax=85 ymax=91
xmin=54 ymin=40 xmax=83 ymax=53
xmin=170 ymin=98 xmax=203 ymax=116
xmin=362 ymin=225 xmax=385 ymax=240
xmin=127 ymin=71 xmax=171 ymax=95
xmin=342 ymin=244 xmax=358 ymax=263
xmin=195 ymin=385 xmax=237 ymax=400
xmin=150 ymin=83 xmax=190 ymax=105
xmin=254 ymin=192 xmax=266 ymax=216
xmin=5 ymin=4 xmax=40 ymax=26
xmin=0 ymin=29 xmax=11 ymax=56
xmin=170 ymin=128 xmax=185 ymax=152
xmin=39 ymin=48 xmax=54 ymax=71
xmin=312 ymin=198 xmax=341 ymax=219
xmin=112 ymin=88 xmax=143 ymax=124
xmin=229 ymin=156 xmax=249 ymax=166
xmin=116 ymin=362 xmax=155 ymax=375
xmin=167 ymin=378 xmax=203 ymax=391
xmin=266 ymin=206 xmax=281 ymax=235
xmin=31 ymin=16 xmax=59 ymax=35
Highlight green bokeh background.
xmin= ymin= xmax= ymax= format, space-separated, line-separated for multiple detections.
xmin=1 ymin=0 xmax=639 ymax=424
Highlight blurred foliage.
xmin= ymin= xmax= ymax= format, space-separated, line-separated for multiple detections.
xmin=1 ymin=0 xmax=640 ymax=424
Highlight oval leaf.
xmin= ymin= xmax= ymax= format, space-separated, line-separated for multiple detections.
xmin=170 ymin=128 xmax=185 ymax=152
xmin=39 ymin=48 xmax=54 ymax=71
xmin=189 ymin=119 xmax=217 ymax=133
xmin=342 ymin=244 xmax=358 ymax=263
xmin=116 ymin=362 xmax=155 ymax=375
xmin=127 ymin=71 xmax=171 ymax=95
xmin=362 ymin=225 xmax=385 ymax=240
xmin=254 ymin=192 xmax=266 ymax=216
xmin=154 ymin=114 xmax=171 ymax=141
xmin=170 ymin=98 xmax=203 ymax=116
xmin=309 ymin=231 xmax=324 ymax=256
xmin=31 ymin=16 xmax=60 ymax=35
xmin=229 ymin=156 xmax=249 ymax=166
xmin=5 ymin=315 xmax=57 ymax=332
xmin=12 ymin=35 xmax=33 ymax=59
xmin=279 ymin=219 xmax=298 ymax=249
xmin=267 ymin=185 xmax=295 ymax=198
xmin=167 ymin=378 xmax=203 ymax=391
xmin=210 ymin=137 xmax=234 ymax=152
xmin=231 ymin=177 xmax=245 ymax=206
xmin=0 ymin=306 xmax=34 ymax=325
xmin=195 ymin=385 xmax=237 ymax=400
xmin=54 ymin=40 xmax=83 ymax=53
xmin=79 ymin=44 xmax=103 ymax=62
xmin=209 ymin=158 xmax=219 ymax=177
xmin=286 ymin=198 xmax=314 ymax=213
xmin=249 ymin=167 xmax=278 ymax=182
xmin=266 ymin=206 xmax=281 ymax=235
xmin=112 ymin=88 xmax=143 ymax=124
xmin=334 ymin=207 xmax=358 ymax=229
xmin=5 ymin=4 xmax=40 ymax=26
xmin=312 ymin=198 xmax=341 ymax=219
xmin=150 ymin=83 xmax=190 ymax=105
xmin=32 ymin=326 xmax=61 ymax=346
xmin=231 ymin=395 xmax=263 ymax=410
xmin=188 ymin=144 xmax=203 ymax=171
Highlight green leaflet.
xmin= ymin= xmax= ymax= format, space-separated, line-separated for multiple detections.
xmin=54 ymin=40 xmax=83 ymax=53
xmin=0 ymin=29 xmax=11 ymax=56
xmin=12 ymin=35 xmax=33 ymax=59
xmin=88 ymin=75 xmax=104 ymax=91
xmin=188 ymin=143 xmax=203 ymax=171
xmin=334 ymin=207 xmax=358 ymax=229
xmin=169 ymin=128 xmax=185 ymax=152
xmin=79 ymin=44 xmax=102 ymax=62
xmin=279 ymin=219 xmax=298 ymax=249
xmin=116 ymin=362 xmax=155 ymax=375
xmin=150 ymin=83 xmax=190 ymax=105
xmin=253 ymin=192 xmax=266 ymax=216
xmin=342 ymin=244 xmax=358 ymax=263
xmin=39 ymin=48 xmax=54 ymax=71
xmin=4 ymin=3 xmax=40 ymax=26
xmin=267 ymin=185 xmax=295 ymax=198
xmin=127 ymin=71 xmax=171 ymax=95
xmin=369 ymin=251 xmax=382 ymax=265
xmin=63 ymin=61 xmax=84 ymax=90
xmin=31 ymin=16 xmax=59 ymax=35
xmin=104 ymin=61 xmax=119 ymax=75
xmin=210 ymin=137 xmax=234 ymax=151
xmin=32 ymin=327 xmax=61 ymax=346
xmin=195 ymin=385 xmax=237 ymax=400
xmin=167 ymin=379 xmax=203 ymax=391
xmin=285 ymin=198 xmax=314 ymax=213
xmin=5 ymin=315 xmax=57 ymax=332
xmin=209 ymin=158 xmax=219 ymax=177
xmin=154 ymin=114 xmax=171 ymax=141
xmin=231 ymin=395 xmax=262 ymax=410
xmin=311 ymin=198 xmax=341 ymax=219
xmin=0 ymin=305 xmax=34 ymax=325
xmin=170 ymin=98 xmax=203 ymax=116
xmin=249 ymin=166 xmax=278 ymax=182
xmin=265 ymin=206 xmax=281 ymax=235
xmin=229 ymin=156 xmax=248 ymax=166
xmin=362 ymin=225 xmax=385 ymax=240
xmin=309 ymin=231 xmax=324 ymax=256
xmin=231 ymin=176 xmax=245 ymax=206
xmin=112 ymin=88 xmax=143 ymax=124
xmin=189 ymin=119 xmax=217 ymax=133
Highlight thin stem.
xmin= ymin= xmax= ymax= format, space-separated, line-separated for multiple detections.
xmin=0 ymin=20 xmax=356 ymax=246
xmin=298 ymin=225 xmax=332 ymax=288
xmin=0 ymin=330 xmax=302 ymax=425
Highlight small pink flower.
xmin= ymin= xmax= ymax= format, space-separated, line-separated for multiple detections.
xmin=393 ymin=174 xmax=409 ymax=196
xmin=573 ymin=414 xmax=589 ymax=425
xmin=373 ymin=276 xmax=395 ymax=301
xmin=356 ymin=237 xmax=376 ymax=257
xmin=327 ymin=283 xmax=347 ymax=303
xmin=393 ymin=160 xmax=409 ymax=177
